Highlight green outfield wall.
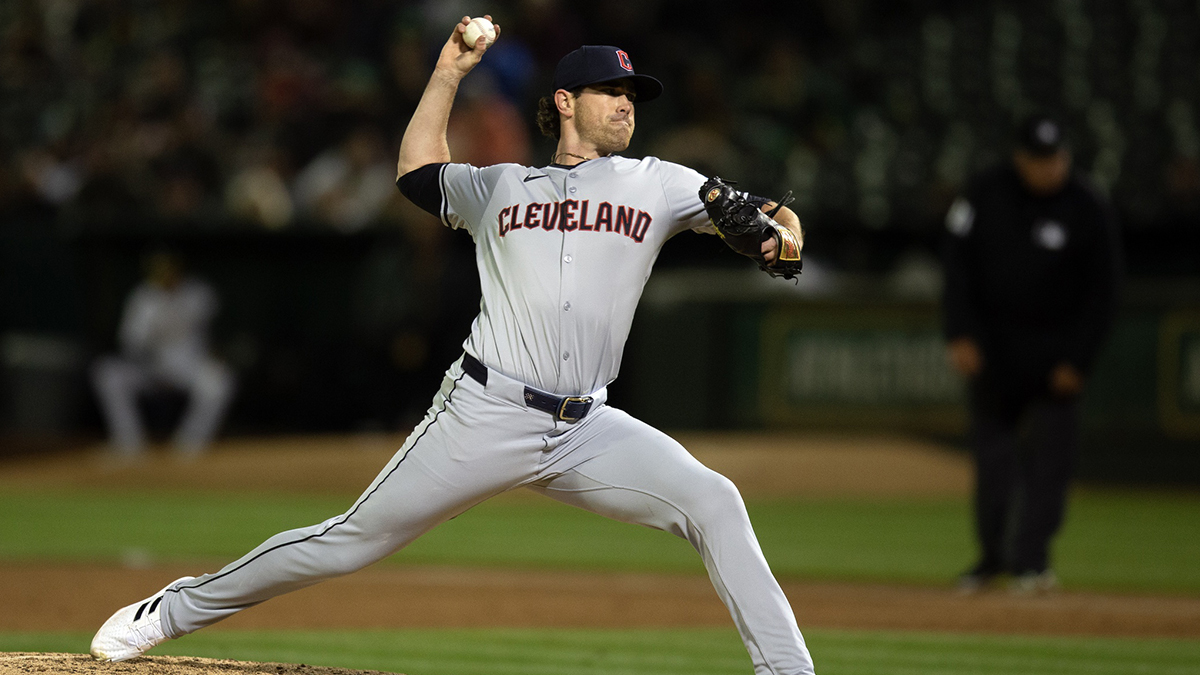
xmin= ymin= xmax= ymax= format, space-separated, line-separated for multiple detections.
xmin=623 ymin=271 xmax=1200 ymax=484
xmin=2 ymin=226 xmax=1197 ymax=484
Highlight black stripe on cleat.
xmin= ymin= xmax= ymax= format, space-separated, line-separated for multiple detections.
xmin=149 ymin=596 xmax=162 ymax=614
xmin=134 ymin=601 xmax=149 ymax=621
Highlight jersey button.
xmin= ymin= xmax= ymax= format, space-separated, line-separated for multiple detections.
xmin=563 ymin=302 xmax=571 ymax=311
xmin=568 ymin=186 xmax=577 ymax=194
xmin=562 ymin=352 xmax=570 ymax=361
xmin=569 ymin=172 xmax=578 ymax=178
xmin=564 ymin=254 xmax=573 ymax=263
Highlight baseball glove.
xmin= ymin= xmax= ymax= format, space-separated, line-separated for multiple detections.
xmin=699 ymin=176 xmax=803 ymax=279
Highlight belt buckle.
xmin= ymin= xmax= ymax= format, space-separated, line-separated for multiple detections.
xmin=557 ymin=396 xmax=593 ymax=422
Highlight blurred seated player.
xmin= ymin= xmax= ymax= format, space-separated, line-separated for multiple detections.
xmin=90 ymin=250 xmax=235 ymax=457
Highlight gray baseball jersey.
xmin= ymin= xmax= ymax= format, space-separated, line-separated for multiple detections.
xmin=442 ymin=156 xmax=710 ymax=394
xmin=152 ymin=155 xmax=815 ymax=675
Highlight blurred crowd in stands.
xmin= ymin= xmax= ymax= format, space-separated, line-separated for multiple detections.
xmin=2 ymin=0 xmax=1199 ymax=242
xmin=3 ymin=0 xmax=1199 ymax=439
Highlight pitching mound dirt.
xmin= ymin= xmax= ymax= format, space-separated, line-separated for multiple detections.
xmin=0 ymin=653 xmax=402 ymax=675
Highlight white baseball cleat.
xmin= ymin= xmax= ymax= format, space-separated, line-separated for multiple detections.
xmin=90 ymin=576 xmax=194 ymax=661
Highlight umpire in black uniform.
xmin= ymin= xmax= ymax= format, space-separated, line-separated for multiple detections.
xmin=942 ymin=116 xmax=1122 ymax=593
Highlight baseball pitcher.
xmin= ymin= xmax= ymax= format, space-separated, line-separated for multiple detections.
xmin=92 ymin=15 xmax=813 ymax=675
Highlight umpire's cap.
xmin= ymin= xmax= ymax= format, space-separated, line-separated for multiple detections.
xmin=552 ymin=46 xmax=663 ymax=102
xmin=1017 ymin=115 xmax=1067 ymax=156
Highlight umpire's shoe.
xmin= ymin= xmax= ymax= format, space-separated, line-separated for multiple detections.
xmin=956 ymin=562 xmax=1003 ymax=595
xmin=1009 ymin=569 xmax=1059 ymax=596
xmin=91 ymin=576 xmax=194 ymax=661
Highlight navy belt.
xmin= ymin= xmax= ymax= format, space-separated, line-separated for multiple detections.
xmin=462 ymin=354 xmax=595 ymax=422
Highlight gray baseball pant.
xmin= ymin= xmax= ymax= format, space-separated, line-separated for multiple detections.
xmin=159 ymin=357 xmax=815 ymax=675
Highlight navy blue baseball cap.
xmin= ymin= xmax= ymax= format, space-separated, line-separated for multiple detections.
xmin=1017 ymin=115 xmax=1067 ymax=156
xmin=552 ymin=45 xmax=663 ymax=102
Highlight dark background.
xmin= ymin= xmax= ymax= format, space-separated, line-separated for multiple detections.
xmin=2 ymin=0 xmax=1198 ymax=480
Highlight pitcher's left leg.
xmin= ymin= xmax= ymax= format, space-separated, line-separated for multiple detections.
xmin=529 ymin=407 xmax=814 ymax=675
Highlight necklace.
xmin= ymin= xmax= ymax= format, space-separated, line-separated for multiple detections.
xmin=551 ymin=151 xmax=596 ymax=164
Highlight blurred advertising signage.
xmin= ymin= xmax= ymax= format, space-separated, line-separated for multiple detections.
xmin=781 ymin=330 xmax=960 ymax=404
xmin=758 ymin=306 xmax=965 ymax=431
xmin=1159 ymin=311 xmax=1200 ymax=438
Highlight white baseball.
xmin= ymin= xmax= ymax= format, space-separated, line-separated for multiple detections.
xmin=463 ymin=17 xmax=496 ymax=49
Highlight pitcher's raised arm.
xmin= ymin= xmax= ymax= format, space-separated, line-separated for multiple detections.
xmin=396 ymin=15 xmax=501 ymax=177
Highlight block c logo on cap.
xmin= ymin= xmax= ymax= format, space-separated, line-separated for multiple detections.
xmin=616 ymin=49 xmax=633 ymax=71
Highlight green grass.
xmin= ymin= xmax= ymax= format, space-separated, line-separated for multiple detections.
xmin=3 ymin=629 xmax=1199 ymax=675
xmin=0 ymin=491 xmax=352 ymax=561
xmin=1 ymin=488 xmax=1198 ymax=593
xmin=4 ymin=479 xmax=1196 ymax=675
